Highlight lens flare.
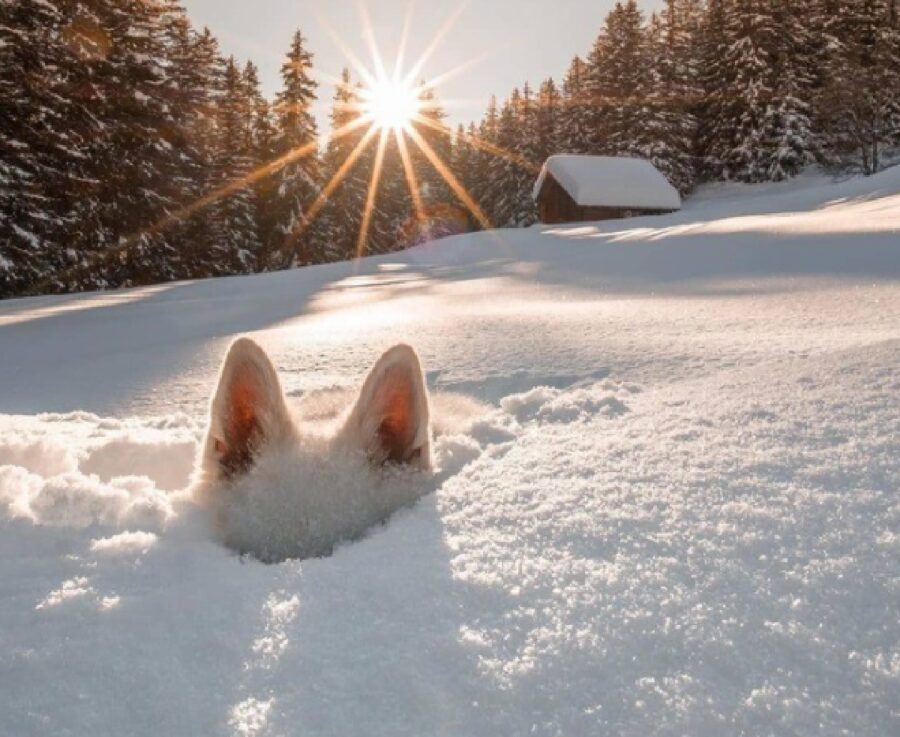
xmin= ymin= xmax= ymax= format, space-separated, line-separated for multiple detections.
xmin=47 ymin=1 xmax=540 ymax=292
xmin=362 ymin=77 xmax=421 ymax=132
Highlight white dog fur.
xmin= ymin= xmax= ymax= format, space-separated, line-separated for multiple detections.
xmin=193 ymin=338 xmax=436 ymax=562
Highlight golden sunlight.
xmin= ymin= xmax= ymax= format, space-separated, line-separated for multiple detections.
xmin=361 ymin=76 xmax=421 ymax=132
xmin=89 ymin=1 xmax=518 ymax=281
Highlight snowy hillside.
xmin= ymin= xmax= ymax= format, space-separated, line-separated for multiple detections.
xmin=1 ymin=169 xmax=899 ymax=737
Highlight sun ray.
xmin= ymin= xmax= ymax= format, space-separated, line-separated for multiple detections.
xmin=166 ymin=115 xmax=372 ymax=229
xmin=156 ymin=140 xmax=321 ymax=231
xmin=285 ymin=123 xmax=381 ymax=249
xmin=393 ymin=1 xmax=416 ymax=82
xmin=402 ymin=1 xmax=469 ymax=88
xmin=405 ymin=125 xmax=492 ymax=231
xmin=313 ymin=10 xmax=378 ymax=88
xmin=358 ymin=1 xmax=388 ymax=81
xmin=361 ymin=77 xmax=421 ymax=131
xmin=411 ymin=112 xmax=541 ymax=175
xmin=46 ymin=1 xmax=512 ymax=294
xmin=395 ymin=128 xmax=426 ymax=227
xmin=417 ymin=48 xmax=497 ymax=93
xmin=356 ymin=127 xmax=391 ymax=260
xmin=82 ymin=116 xmax=372 ymax=272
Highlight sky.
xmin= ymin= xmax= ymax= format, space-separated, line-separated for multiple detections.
xmin=180 ymin=0 xmax=664 ymax=133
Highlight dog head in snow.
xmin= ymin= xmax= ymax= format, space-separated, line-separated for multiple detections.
xmin=193 ymin=338 xmax=432 ymax=562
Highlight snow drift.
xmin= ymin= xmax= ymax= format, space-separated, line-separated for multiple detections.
xmin=1 ymin=168 xmax=899 ymax=737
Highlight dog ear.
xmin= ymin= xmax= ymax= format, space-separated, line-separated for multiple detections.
xmin=342 ymin=344 xmax=432 ymax=469
xmin=203 ymin=338 xmax=293 ymax=478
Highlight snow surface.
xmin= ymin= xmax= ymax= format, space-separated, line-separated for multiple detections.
xmin=1 ymin=167 xmax=900 ymax=736
xmin=533 ymin=154 xmax=682 ymax=210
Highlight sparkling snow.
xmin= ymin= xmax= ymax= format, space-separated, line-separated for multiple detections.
xmin=1 ymin=168 xmax=899 ymax=736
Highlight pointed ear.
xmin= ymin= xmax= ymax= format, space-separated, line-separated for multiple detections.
xmin=203 ymin=338 xmax=293 ymax=478
xmin=343 ymin=344 xmax=432 ymax=469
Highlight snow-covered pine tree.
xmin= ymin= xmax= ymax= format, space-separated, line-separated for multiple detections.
xmin=265 ymin=30 xmax=321 ymax=268
xmin=480 ymin=90 xmax=526 ymax=227
xmin=559 ymin=56 xmax=592 ymax=154
xmin=637 ymin=5 xmax=699 ymax=192
xmin=0 ymin=0 xmax=84 ymax=295
xmin=817 ymin=0 xmax=900 ymax=173
xmin=462 ymin=121 xmax=492 ymax=228
xmin=320 ymin=69 xmax=370 ymax=262
xmin=88 ymin=0 xmax=191 ymax=288
xmin=165 ymin=19 xmax=224 ymax=279
xmin=696 ymin=0 xmax=749 ymax=180
xmin=701 ymin=0 xmax=811 ymax=183
xmin=470 ymin=96 xmax=500 ymax=223
xmin=756 ymin=0 xmax=818 ymax=180
xmin=536 ymin=78 xmax=561 ymax=162
xmin=450 ymin=123 xmax=481 ymax=231
xmin=369 ymin=131 xmax=410 ymax=255
xmin=243 ymin=60 xmax=279 ymax=269
xmin=586 ymin=0 xmax=649 ymax=157
xmin=507 ymin=83 xmax=540 ymax=225
xmin=209 ymin=57 xmax=261 ymax=274
xmin=410 ymin=85 xmax=454 ymax=242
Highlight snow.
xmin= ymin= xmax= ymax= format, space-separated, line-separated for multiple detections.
xmin=1 ymin=167 xmax=900 ymax=736
xmin=533 ymin=154 xmax=682 ymax=210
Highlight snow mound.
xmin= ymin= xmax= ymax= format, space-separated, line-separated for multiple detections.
xmin=501 ymin=380 xmax=635 ymax=424
xmin=0 ymin=466 xmax=175 ymax=529
xmin=0 ymin=413 xmax=198 ymax=529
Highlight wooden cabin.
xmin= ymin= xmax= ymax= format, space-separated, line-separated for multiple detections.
xmin=533 ymin=155 xmax=681 ymax=225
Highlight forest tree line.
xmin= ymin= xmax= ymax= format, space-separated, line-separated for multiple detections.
xmin=1 ymin=0 xmax=898 ymax=298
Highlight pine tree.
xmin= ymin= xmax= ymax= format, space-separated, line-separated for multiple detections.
xmin=699 ymin=0 xmax=814 ymax=182
xmin=320 ymin=69 xmax=370 ymax=261
xmin=266 ymin=30 xmax=321 ymax=268
xmin=450 ymin=123 xmax=480 ymax=231
xmin=410 ymin=86 xmax=453 ymax=242
xmin=209 ymin=57 xmax=261 ymax=274
xmin=482 ymin=92 xmax=525 ymax=227
xmin=243 ymin=60 xmax=279 ymax=268
xmin=586 ymin=0 xmax=649 ymax=156
xmin=90 ymin=0 xmax=193 ymax=287
xmin=0 ymin=0 xmax=103 ymax=295
xmin=817 ymin=0 xmax=900 ymax=173
xmin=696 ymin=0 xmax=733 ymax=179
xmin=368 ymin=132 xmax=410 ymax=256
xmin=536 ymin=78 xmax=561 ymax=162
xmin=757 ymin=0 xmax=818 ymax=180
xmin=465 ymin=121 xmax=491 ymax=228
xmin=166 ymin=21 xmax=223 ymax=278
xmin=507 ymin=83 xmax=540 ymax=225
xmin=559 ymin=56 xmax=592 ymax=153
xmin=638 ymin=5 xmax=699 ymax=192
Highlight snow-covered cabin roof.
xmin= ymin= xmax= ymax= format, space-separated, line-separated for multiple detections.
xmin=533 ymin=155 xmax=681 ymax=211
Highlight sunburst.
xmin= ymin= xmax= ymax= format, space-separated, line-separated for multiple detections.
xmin=360 ymin=77 xmax=422 ymax=132
xmin=54 ymin=1 xmax=536 ymax=290
xmin=313 ymin=0 xmax=520 ymax=257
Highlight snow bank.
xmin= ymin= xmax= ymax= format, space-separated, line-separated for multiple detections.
xmin=1 ymin=168 xmax=899 ymax=736
xmin=0 ymin=413 xmax=197 ymax=529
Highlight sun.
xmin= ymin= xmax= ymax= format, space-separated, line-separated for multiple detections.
xmin=361 ymin=76 xmax=421 ymax=132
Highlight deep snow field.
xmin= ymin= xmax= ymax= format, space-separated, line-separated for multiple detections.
xmin=1 ymin=168 xmax=899 ymax=737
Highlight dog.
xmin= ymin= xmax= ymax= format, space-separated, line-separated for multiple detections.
xmin=193 ymin=338 xmax=442 ymax=562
